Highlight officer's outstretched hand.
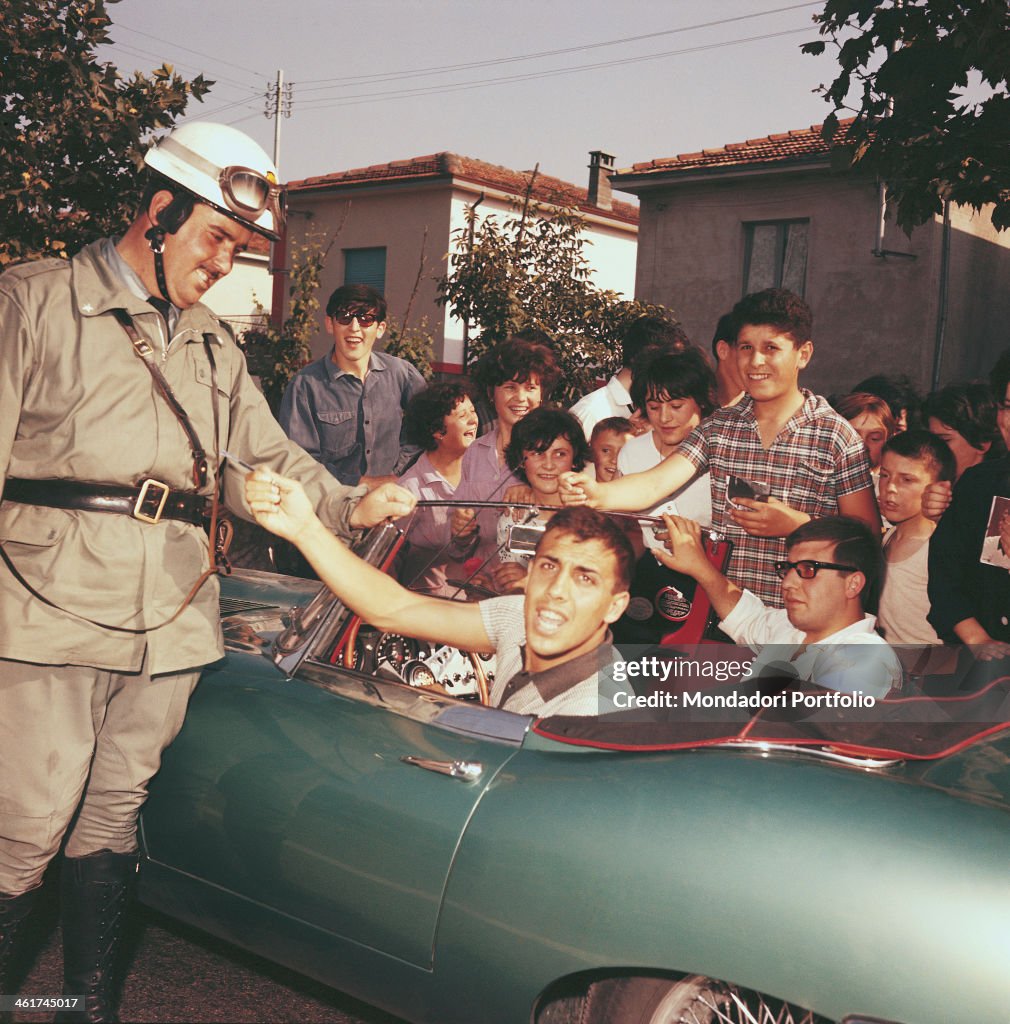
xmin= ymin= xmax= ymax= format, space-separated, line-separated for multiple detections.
xmin=246 ymin=471 xmax=317 ymax=543
xmin=350 ymin=482 xmax=417 ymax=528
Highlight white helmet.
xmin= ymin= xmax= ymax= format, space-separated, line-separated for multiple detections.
xmin=145 ymin=122 xmax=284 ymax=241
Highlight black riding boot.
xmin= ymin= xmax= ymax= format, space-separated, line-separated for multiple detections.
xmin=54 ymin=851 xmax=138 ymax=1024
xmin=0 ymin=887 xmax=39 ymax=1000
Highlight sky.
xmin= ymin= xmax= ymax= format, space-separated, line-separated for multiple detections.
xmin=98 ymin=0 xmax=851 ymax=193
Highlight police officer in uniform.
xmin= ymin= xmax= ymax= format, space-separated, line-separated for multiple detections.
xmin=0 ymin=122 xmax=415 ymax=1021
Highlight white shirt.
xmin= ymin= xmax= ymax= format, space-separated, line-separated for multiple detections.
xmin=720 ymin=589 xmax=901 ymax=698
xmin=618 ymin=431 xmax=713 ymax=528
xmin=569 ymin=375 xmax=633 ymax=439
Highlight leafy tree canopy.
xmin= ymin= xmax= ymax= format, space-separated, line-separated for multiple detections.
xmin=1 ymin=0 xmax=211 ymax=269
xmin=803 ymin=0 xmax=1010 ymax=232
xmin=438 ymin=199 xmax=672 ymax=407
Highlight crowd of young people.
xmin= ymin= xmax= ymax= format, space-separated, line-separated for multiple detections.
xmin=375 ymin=287 xmax=1010 ymax=693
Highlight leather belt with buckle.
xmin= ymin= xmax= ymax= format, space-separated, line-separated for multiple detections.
xmin=2 ymin=478 xmax=209 ymax=525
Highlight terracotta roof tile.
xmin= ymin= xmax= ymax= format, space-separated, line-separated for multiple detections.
xmin=288 ymin=152 xmax=638 ymax=224
xmin=616 ymin=119 xmax=855 ymax=178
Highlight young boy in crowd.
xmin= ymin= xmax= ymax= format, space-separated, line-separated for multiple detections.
xmin=560 ymin=288 xmax=879 ymax=608
xmin=876 ymin=431 xmax=956 ymax=646
xmin=589 ymin=416 xmax=633 ymax=482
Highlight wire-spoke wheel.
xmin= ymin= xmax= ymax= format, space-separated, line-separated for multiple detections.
xmin=581 ymin=975 xmax=835 ymax=1024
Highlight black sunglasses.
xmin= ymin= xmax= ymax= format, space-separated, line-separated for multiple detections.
xmin=773 ymin=559 xmax=858 ymax=580
xmin=331 ymin=310 xmax=380 ymax=327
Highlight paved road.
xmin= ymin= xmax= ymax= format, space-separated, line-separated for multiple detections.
xmin=11 ymin=878 xmax=408 ymax=1024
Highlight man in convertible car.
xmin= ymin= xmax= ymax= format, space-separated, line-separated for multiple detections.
xmin=0 ymin=123 xmax=415 ymax=1020
xmin=655 ymin=513 xmax=901 ymax=699
xmin=247 ymin=472 xmax=634 ymax=716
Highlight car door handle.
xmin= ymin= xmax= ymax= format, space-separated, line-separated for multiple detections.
xmin=400 ymin=756 xmax=484 ymax=782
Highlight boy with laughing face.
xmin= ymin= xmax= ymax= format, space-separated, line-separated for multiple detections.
xmin=560 ymin=289 xmax=879 ymax=608
xmin=589 ymin=416 xmax=633 ymax=482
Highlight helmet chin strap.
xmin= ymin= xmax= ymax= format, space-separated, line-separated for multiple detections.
xmin=144 ymin=225 xmax=175 ymax=306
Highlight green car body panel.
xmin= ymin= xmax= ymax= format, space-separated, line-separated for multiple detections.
xmin=138 ymin=566 xmax=1010 ymax=1024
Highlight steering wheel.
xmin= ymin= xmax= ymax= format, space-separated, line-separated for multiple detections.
xmin=342 ymin=617 xmax=490 ymax=704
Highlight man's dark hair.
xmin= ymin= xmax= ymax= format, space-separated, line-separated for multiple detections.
xmin=785 ymin=516 xmax=884 ymax=614
xmin=727 ymin=288 xmax=813 ymax=347
xmin=853 ymin=374 xmax=922 ymax=430
xmin=140 ymin=172 xmax=197 ymax=235
xmin=710 ymin=312 xmax=735 ymax=359
xmin=989 ymin=348 xmax=1010 ymax=402
xmin=325 ymin=283 xmax=387 ymax=323
xmin=505 ymin=407 xmax=589 ymax=477
xmin=629 ymin=346 xmax=716 ymax=418
xmin=472 ymin=337 xmax=561 ymax=399
xmin=538 ymin=507 xmax=634 ymax=593
xmin=922 ymin=382 xmax=1000 ymax=452
xmin=403 ymin=381 xmax=473 ymax=452
xmin=621 ymin=314 xmax=690 ymax=367
xmin=882 ymin=429 xmax=957 ymax=484
xmin=591 ymin=416 xmax=633 ymax=442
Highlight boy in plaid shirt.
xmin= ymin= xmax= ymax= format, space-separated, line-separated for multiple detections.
xmin=560 ymin=289 xmax=879 ymax=607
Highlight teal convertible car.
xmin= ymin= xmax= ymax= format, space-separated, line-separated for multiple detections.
xmin=138 ymin=513 xmax=1010 ymax=1024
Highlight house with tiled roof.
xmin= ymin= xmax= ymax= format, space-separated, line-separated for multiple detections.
xmin=274 ymin=151 xmax=638 ymax=372
xmin=613 ymin=120 xmax=1010 ymax=391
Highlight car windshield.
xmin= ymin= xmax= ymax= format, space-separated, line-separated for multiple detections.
xmin=267 ymin=501 xmax=1010 ymax=762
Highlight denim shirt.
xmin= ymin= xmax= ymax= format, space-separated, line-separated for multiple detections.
xmin=279 ymin=349 xmax=425 ymax=484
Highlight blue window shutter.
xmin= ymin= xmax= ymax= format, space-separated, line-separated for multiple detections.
xmin=344 ymin=247 xmax=387 ymax=294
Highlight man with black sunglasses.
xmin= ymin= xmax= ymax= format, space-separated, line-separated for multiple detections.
xmin=280 ymin=283 xmax=425 ymax=487
xmin=656 ymin=514 xmax=900 ymax=698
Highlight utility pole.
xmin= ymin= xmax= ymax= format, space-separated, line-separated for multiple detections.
xmin=264 ymin=69 xmax=293 ymax=174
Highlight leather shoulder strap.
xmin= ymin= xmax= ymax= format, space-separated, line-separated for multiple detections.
xmin=111 ymin=307 xmax=208 ymax=488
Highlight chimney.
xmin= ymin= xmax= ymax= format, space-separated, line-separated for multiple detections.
xmin=587 ymin=151 xmax=615 ymax=211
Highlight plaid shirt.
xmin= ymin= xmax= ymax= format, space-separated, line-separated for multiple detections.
xmin=677 ymin=390 xmax=873 ymax=606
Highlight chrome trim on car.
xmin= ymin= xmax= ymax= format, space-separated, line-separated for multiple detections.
xmin=400 ymin=756 xmax=484 ymax=781
xmin=717 ymin=740 xmax=903 ymax=769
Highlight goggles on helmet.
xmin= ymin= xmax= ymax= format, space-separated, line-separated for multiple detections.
xmin=219 ymin=166 xmax=285 ymax=223
xmin=154 ymin=134 xmax=286 ymax=235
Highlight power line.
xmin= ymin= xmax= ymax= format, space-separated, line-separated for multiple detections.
xmin=111 ymin=21 xmax=265 ymax=81
xmin=295 ymin=1 xmax=821 ymax=89
xmin=194 ymin=94 xmax=265 ymax=119
xmin=290 ymin=27 xmax=813 ymax=112
xmin=106 ymin=40 xmax=262 ymax=95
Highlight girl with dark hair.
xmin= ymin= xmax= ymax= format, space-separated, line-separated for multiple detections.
xmin=619 ymin=346 xmax=716 ymax=526
xmin=491 ymin=408 xmax=588 ymax=593
xmin=397 ymin=383 xmax=479 ymax=594
xmin=923 ymin=381 xmax=1003 ymax=481
xmin=451 ymin=337 xmax=560 ymax=553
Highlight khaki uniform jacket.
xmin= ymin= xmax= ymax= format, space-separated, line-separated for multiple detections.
xmin=0 ymin=240 xmax=366 ymax=675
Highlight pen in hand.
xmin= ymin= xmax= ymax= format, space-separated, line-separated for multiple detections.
xmin=219 ymin=450 xmax=259 ymax=474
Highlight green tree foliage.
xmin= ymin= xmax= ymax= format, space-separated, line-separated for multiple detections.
xmin=438 ymin=199 xmax=670 ymax=407
xmin=803 ymin=0 xmax=1010 ymax=232
xmin=383 ymin=316 xmax=435 ymax=381
xmin=245 ymin=237 xmax=326 ymax=415
xmin=0 ymin=0 xmax=211 ymax=268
